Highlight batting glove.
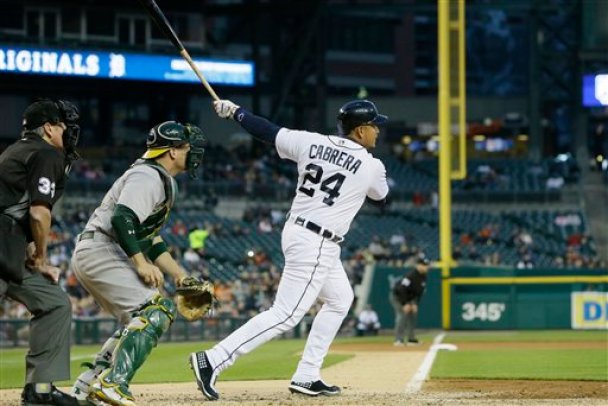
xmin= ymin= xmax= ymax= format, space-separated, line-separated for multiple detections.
xmin=214 ymin=100 xmax=240 ymax=119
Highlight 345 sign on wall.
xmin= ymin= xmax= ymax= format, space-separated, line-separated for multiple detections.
xmin=461 ymin=302 xmax=506 ymax=322
xmin=452 ymin=295 xmax=512 ymax=329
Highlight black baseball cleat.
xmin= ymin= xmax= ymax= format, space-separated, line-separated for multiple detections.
xmin=289 ymin=380 xmax=341 ymax=396
xmin=189 ymin=351 xmax=219 ymax=401
xmin=407 ymin=338 xmax=421 ymax=346
xmin=21 ymin=383 xmax=79 ymax=405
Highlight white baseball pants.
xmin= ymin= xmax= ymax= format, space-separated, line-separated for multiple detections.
xmin=206 ymin=221 xmax=354 ymax=382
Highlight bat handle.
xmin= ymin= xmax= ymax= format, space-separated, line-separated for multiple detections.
xmin=180 ymin=49 xmax=220 ymax=102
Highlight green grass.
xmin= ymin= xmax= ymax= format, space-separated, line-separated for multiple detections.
xmin=443 ymin=330 xmax=608 ymax=343
xmin=0 ymin=339 xmax=353 ymax=389
xmin=432 ymin=330 xmax=608 ymax=381
xmin=2 ymin=331 xmax=605 ymax=389
xmin=431 ymin=349 xmax=607 ymax=381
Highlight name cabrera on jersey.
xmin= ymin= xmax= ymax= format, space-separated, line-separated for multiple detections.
xmin=275 ymin=128 xmax=389 ymax=236
xmin=85 ymin=163 xmax=176 ymax=240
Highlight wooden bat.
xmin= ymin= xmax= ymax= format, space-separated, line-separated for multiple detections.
xmin=139 ymin=0 xmax=220 ymax=101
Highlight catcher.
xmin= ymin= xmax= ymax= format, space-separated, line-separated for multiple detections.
xmin=70 ymin=121 xmax=214 ymax=406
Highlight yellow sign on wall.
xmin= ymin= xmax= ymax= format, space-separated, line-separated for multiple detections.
xmin=571 ymin=292 xmax=608 ymax=329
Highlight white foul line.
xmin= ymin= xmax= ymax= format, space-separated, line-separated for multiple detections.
xmin=404 ymin=332 xmax=454 ymax=394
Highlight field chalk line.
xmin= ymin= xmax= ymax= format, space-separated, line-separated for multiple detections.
xmin=404 ymin=332 xmax=458 ymax=394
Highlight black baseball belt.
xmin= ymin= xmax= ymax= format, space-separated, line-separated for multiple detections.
xmin=286 ymin=213 xmax=344 ymax=244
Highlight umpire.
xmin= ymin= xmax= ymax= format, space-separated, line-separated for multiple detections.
xmin=0 ymin=99 xmax=81 ymax=405
xmin=391 ymin=256 xmax=431 ymax=345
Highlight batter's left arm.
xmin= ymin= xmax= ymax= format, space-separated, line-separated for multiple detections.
xmin=213 ymin=100 xmax=281 ymax=144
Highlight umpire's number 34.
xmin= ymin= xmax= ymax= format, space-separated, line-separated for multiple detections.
xmin=298 ymin=163 xmax=345 ymax=206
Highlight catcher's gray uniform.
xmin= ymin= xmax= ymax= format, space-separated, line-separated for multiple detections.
xmin=72 ymin=162 xmax=175 ymax=323
xmin=70 ymin=120 xmax=206 ymax=405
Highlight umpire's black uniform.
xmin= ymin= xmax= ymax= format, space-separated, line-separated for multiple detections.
xmin=0 ymin=99 xmax=79 ymax=404
xmin=391 ymin=257 xmax=430 ymax=344
xmin=393 ymin=266 xmax=428 ymax=306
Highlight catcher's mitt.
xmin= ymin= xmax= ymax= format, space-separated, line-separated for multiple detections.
xmin=176 ymin=277 xmax=215 ymax=321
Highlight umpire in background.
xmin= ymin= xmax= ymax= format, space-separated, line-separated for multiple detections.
xmin=0 ymin=99 xmax=81 ymax=405
xmin=391 ymin=256 xmax=431 ymax=345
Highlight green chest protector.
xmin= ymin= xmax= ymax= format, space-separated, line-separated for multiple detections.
xmin=111 ymin=160 xmax=179 ymax=258
xmin=132 ymin=160 xmax=178 ymax=241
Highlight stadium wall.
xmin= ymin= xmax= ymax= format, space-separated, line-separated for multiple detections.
xmin=370 ymin=266 xmax=608 ymax=331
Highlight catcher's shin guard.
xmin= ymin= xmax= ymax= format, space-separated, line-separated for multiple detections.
xmin=72 ymin=329 xmax=120 ymax=401
xmin=102 ymin=295 xmax=176 ymax=388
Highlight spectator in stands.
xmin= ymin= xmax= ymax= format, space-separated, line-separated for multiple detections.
xmin=512 ymin=229 xmax=533 ymax=248
xmin=516 ymin=253 xmax=535 ymax=269
xmin=171 ymin=219 xmax=188 ymax=237
xmin=368 ymin=236 xmax=389 ymax=261
xmin=183 ymin=247 xmax=201 ymax=266
xmin=389 ymin=233 xmax=405 ymax=247
xmin=189 ymin=223 xmax=211 ymax=255
xmin=391 ymin=256 xmax=431 ymax=345
xmin=453 ymin=246 xmax=463 ymax=261
xmin=553 ymin=256 xmax=565 ymax=268
xmin=204 ymin=189 xmax=219 ymax=212
xmin=270 ymin=208 xmax=285 ymax=226
xmin=412 ymin=192 xmax=425 ymax=206
xmin=477 ymin=223 xmax=498 ymax=245
xmin=467 ymin=246 xmax=481 ymax=261
xmin=546 ymin=173 xmax=564 ymax=190
xmin=356 ymin=304 xmax=381 ymax=336
xmin=258 ymin=217 xmax=273 ymax=233
xmin=567 ymin=233 xmax=583 ymax=248
xmin=460 ymin=233 xmax=473 ymax=247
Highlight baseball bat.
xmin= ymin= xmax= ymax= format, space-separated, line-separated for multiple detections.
xmin=138 ymin=0 xmax=220 ymax=101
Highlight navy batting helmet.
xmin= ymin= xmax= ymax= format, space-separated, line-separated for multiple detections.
xmin=336 ymin=99 xmax=388 ymax=136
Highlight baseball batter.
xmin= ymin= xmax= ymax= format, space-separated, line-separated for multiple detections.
xmin=190 ymin=99 xmax=390 ymax=400
xmin=70 ymin=121 xmax=206 ymax=406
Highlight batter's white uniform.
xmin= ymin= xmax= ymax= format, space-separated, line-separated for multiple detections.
xmin=205 ymin=128 xmax=389 ymax=382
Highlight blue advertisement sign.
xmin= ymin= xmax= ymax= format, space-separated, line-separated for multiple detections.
xmin=0 ymin=45 xmax=254 ymax=86
xmin=582 ymin=74 xmax=608 ymax=107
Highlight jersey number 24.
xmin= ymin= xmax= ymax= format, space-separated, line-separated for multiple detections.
xmin=298 ymin=163 xmax=345 ymax=206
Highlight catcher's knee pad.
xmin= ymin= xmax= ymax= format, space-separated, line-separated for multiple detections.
xmin=133 ymin=295 xmax=177 ymax=339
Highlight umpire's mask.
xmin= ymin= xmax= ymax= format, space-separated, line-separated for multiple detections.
xmin=56 ymin=100 xmax=81 ymax=162
xmin=23 ymin=99 xmax=81 ymax=172
xmin=143 ymin=121 xmax=207 ymax=179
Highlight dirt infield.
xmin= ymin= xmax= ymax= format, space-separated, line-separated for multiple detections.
xmin=1 ymin=340 xmax=606 ymax=405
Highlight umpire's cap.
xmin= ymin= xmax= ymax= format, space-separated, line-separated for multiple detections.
xmin=22 ymin=99 xmax=77 ymax=130
xmin=337 ymin=99 xmax=388 ymax=136
xmin=142 ymin=121 xmax=190 ymax=159
xmin=417 ymin=256 xmax=431 ymax=266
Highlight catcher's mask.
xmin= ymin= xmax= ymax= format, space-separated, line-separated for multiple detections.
xmin=22 ymin=98 xmax=81 ymax=163
xmin=143 ymin=120 xmax=207 ymax=179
